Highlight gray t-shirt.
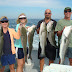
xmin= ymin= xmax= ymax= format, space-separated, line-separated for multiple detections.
xmin=55 ymin=19 xmax=72 ymax=47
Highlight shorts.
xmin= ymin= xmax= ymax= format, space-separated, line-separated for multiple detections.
xmin=1 ymin=54 xmax=16 ymax=66
xmin=65 ymin=47 xmax=72 ymax=58
xmin=15 ymin=47 xmax=28 ymax=59
xmin=38 ymin=38 xmax=56 ymax=60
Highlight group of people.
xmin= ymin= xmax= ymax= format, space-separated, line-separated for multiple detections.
xmin=37 ymin=7 xmax=72 ymax=72
xmin=0 ymin=7 xmax=72 ymax=72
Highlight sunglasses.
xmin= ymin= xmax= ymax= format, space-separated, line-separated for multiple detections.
xmin=64 ymin=10 xmax=71 ymax=13
xmin=19 ymin=17 xmax=26 ymax=19
xmin=1 ymin=21 xmax=8 ymax=23
xmin=45 ymin=13 xmax=51 ymax=14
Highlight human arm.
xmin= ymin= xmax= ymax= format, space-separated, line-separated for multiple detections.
xmin=36 ymin=20 xmax=43 ymax=34
xmin=55 ymin=21 xmax=65 ymax=36
xmin=12 ymin=28 xmax=21 ymax=39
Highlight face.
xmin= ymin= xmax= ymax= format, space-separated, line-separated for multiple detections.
xmin=1 ymin=21 xmax=8 ymax=28
xmin=19 ymin=17 xmax=26 ymax=24
xmin=64 ymin=9 xmax=71 ymax=18
xmin=45 ymin=9 xmax=52 ymax=19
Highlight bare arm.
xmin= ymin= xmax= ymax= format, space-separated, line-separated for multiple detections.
xmin=57 ymin=26 xmax=66 ymax=36
xmin=12 ymin=28 xmax=21 ymax=39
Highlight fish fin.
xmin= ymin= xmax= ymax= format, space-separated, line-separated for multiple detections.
xmin=64 ymin=35 xmax=68 ymax=43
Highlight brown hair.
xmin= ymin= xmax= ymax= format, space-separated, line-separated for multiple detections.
xmin=16 ymin=13 xmax=27 ymax=24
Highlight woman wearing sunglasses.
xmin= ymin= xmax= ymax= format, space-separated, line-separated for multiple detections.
xmin=14 ymin=13 xmax=29 ymax=72
xmin=0 ymin=16 xmax=20 ymax=72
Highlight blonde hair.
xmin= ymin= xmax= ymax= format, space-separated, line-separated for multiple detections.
xmin=0 ymin=16 xmax=9 ymax=26
xmin=16 ymin=13 xmax=27 ymax=24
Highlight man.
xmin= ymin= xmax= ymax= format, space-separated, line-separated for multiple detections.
xmin=55 ymin=7 xmax=72 ymax=65
xmin=36 ymin=9 xmax=57 ymax=72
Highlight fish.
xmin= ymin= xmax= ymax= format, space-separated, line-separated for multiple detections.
xmin=39 ymin=22 xmax=47 ymax=58
xmin=28 ymin=25 xmax=36 ymax=60
xmin=0 ymin=25 xmax=3 ymax=65
xmin=59 ymin=26 xmax=72 ymax=64
xmin=19 ymin=24 xmax=28 ymax=63
xmin=47 ymin=20 xmax=57 ymax=47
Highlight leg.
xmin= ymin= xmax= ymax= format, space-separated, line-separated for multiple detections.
xmin=38 ymin=42 xmax=44 ymax=72
xmin=16 ymin=58 xmax=24 ymax=72
xmin=59 ymin=59 xmax=61 ymax=64
xmin=69 ymin=58 xmax=72 ymax=65
xmin=49 ymin=59 xmax=54 ymax=65
xmin=40 ymin=58 xmax=44 ymax=72
xmin=23 ymin=56 xmax=25 ymax=65
xmin=0 ymin=65 xmax=2 ymax=72
xmin=9 ymin=64 xmax=15 ymax=72
xmin=0 ymin=69 xmax=1 ymax=72
xmin=1 ymin=66 xmax=5 ymax=72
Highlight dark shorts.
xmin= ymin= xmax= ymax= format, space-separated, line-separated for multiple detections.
xmin=38 ymin=39 xmax=56 ymax=60
xmin=15 ymin=47 xmax=28 ymax=59
xmin=1 ymin=54 xmax=16 ymax=66
xmin=66 ymin=47 xmax=72 ymax=58
xmin=57 ymin=47 xmax=72 ymax=58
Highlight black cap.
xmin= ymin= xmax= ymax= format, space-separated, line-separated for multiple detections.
xmin=64 ymin=7 xmax=71 ymax=11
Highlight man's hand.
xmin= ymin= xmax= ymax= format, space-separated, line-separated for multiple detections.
xmin=36 ymin=28 xmax=40 ymax=34
xmin=57 ymin=26 xmax=66 ymax=36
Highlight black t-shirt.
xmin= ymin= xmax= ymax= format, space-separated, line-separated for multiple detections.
xmin=3 ymin=30 xmax=12 ymax=55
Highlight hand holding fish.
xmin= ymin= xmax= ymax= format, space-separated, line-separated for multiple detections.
xmin=28 ymin=25 xmax=36 ymax=60
xmin=61 ymin=26 xmax=66 ymax=34
xmin=57 ymin=26 xmax=66 ymax=36
xmin=59 ymin=26 xmax=72 ymax=64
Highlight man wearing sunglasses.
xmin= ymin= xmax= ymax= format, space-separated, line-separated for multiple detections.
xmin=55 ymin=7 xmax=72 ymax=65
xmin=36 ymin=9 xmax=57 ymax=72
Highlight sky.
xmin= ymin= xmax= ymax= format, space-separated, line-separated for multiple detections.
xmin=0 ymin=0 xmax=72 ymax=19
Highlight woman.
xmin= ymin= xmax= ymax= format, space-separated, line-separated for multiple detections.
xmin=0 ymin=16 xmax=20 ymax=72
xmin=14 ymin=13 xmax=29 ymax=72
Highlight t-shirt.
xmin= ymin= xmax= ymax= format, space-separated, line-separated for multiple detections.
xmin=55 ymin=19 xmax=72 ymax=47
xmin=3 ymin=30 xmax=12 ymax=55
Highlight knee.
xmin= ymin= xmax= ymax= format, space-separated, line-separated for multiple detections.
xmin=69 ymin=58 xmax=72 ymax=65
xmin=17 ymin=62 xmax=24 ymax=67
xmin=2 ymin=66 xmax=5 ymax=71
xmin=40 ymin=59 xmax=44 ymax=64
xmin=69 ymin=58 xmax=72 ymax=62
xmin=10 ymin=67 xmax=15 ymax=71
xmin=49 ymin=59 xmax=54 ymax=62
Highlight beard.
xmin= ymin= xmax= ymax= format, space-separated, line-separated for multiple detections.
xmin=45 ymin=17 xmax=50 ymax=19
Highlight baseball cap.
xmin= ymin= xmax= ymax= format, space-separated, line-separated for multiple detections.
xmin=64 ymin=7 xmax=71 ymax=11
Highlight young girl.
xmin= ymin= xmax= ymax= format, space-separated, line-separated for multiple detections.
xmin=0 ymin=16 xmax=20 ymax=72
xmin=14 ymin=13 xmax=29 ymax=72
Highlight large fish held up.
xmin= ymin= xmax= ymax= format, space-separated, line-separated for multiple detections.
xmin=0 ymin=25 xmax=3 ymax=65
xmin=47 ymin=20 xmax=57 ymax=47
xmin=28 ymin=25 xmax=36 ymax=60
xmin=39 ymin=22 xmax=47 ymax=58
xmin=19 ymin=24 xmax=28 ymax=63
xmin=59 ymin=26 xmax=72 ymax=64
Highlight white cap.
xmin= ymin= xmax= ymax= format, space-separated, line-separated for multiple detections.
xmin=19 ymin=15 xmax=26 ymax=18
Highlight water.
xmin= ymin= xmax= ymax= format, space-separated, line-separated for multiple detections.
xmin=9 ymin=19 xmax=59 ymax=50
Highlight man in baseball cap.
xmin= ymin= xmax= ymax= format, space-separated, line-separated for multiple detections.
xmin=55 ymin=7 xmax=72 ymax=65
